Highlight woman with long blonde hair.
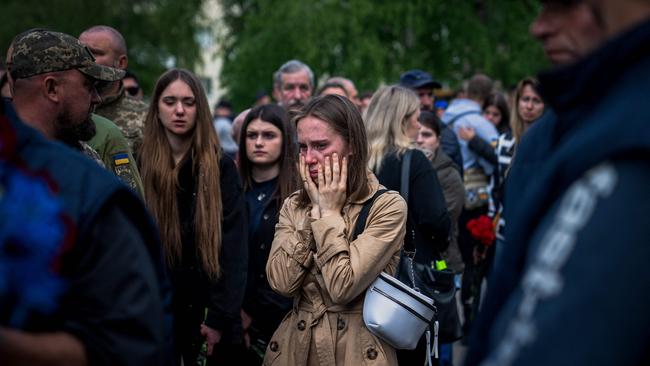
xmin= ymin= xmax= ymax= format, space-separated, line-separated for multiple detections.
xmin=365 ymin=85 xmax=451 ymax=365
xmin=139 ymin=68 xmax=248 ymax=365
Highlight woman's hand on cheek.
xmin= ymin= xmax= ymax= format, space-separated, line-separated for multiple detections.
xmin=299 ymin=154 xmax=320 ymax=218
xmin=318 ymin=153 xmax=348 ymax=218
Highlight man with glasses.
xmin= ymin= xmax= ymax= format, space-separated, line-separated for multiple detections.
xmin=123 ymin=70 xmax=144 ymax=101
xmin=3 ymin=30 xmax=144 ymax=196
xmin=79 ymin=25 xmax=148 ymax=158
xmin=1 ymin=28 xmax=168 ymax=366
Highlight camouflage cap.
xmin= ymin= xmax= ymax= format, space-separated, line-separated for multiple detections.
xmin=10 ymin=29 xmax=125 ymax=82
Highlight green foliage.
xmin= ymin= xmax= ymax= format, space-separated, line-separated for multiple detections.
xmin=0 ymin=0 xmax=206 ymax=95
xmin=220 ymin=0 xmax=549 ymax=110
xmin=1 ymin=0 xmax=549 ymax=110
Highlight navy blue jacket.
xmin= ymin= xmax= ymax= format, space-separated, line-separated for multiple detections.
xmin=1 ymin=99 xmax=172 ymax=365
xmin=465 ymin=20 xmax=650 ymax=366
xmin=440 ymin=123 xmax=464 ymax=176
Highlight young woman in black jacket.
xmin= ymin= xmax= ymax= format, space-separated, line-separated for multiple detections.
xmin=364 ymin=85 xmax=451 ymax=365
xmin=139 ymin=69 xmax=248 ymax=365
xmin=236 ymin=104 xmax=298 ymax=364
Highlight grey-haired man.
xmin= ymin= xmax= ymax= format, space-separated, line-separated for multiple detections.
xmin=273 ymin=59 xmax=314 ymax=112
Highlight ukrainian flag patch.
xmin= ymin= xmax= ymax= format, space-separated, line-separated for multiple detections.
xmin=113 ymin=153 xmax=130 ymax=166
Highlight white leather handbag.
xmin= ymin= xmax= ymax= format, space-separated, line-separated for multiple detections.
xmin=363 ymin=271 xmax=436 ymax=350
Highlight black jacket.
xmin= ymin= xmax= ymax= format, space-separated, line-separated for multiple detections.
xmin=467 ymin=135 xmax=497 ymax=166
xmin=440 ymin=123 xmax=464 ymax=176
xmin=465 ymin=19 xmax=650 ymax=366
xmin=375 ymin=149 xmax=451 ymax=264
xmin=173 ymin=153 xmax=248 ymax=344
xmin=1 ymin=99 xmax=170 ymax=365
xmin=242 ymin=191 xmax=292 ymax=338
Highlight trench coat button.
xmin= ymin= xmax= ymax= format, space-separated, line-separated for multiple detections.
xmin=263 ymin=214 xmax=269 ymax=220
xmin=297 ymin=320 xmax=306 ymax=331
xmin=337 ymin=318 xmax=345 ymax=330
xmin=269 ymin=341 xmax=279 ymax=352
xmin=366 ymin=347 xmax=378 ymax=360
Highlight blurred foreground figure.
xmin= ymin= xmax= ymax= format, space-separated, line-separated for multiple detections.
xmin=465 ymin=1 xmax=650 ymax=365
xmin=0 ymin=29 xmax=167 ymax=366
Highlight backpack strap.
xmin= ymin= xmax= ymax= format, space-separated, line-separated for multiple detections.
xmin=351 ymin=189 xmax=389 ymax=241
xmin=446 ymin=110 xmax=481 ymax=128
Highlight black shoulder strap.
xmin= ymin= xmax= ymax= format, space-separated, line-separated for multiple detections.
xmin=400 ymin=149 xmax=412 ymax=202
xmin=446 ymin=110 xmax=481 ymax=128
xmin=351 ymin=189 xmax=389 ymax=241
xmin=400 ymin=150 xmax=416 ymax=253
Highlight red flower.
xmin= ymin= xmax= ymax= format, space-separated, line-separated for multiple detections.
xmin=466 ymin=215 xmax=495 ymax=247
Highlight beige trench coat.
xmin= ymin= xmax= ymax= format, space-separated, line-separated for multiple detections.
xmin=264 ymin=173 xmax=407 ymax=366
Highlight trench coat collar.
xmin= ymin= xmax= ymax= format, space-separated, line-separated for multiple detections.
xmin=348 ymin=169 xmax=381 ymax=204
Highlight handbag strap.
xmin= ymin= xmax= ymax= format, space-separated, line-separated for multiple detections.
xmin=399 ymin=150 xmax=419 ymax=289
xmin=351 ymin=189 xmax=388 ymax=241
xmin=399 ymin=150 xmax=415 ymax=253
xmin=400 ymin=149 xmax=411 ymax=204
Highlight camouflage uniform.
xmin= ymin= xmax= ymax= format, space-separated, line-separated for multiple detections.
xmin=88 ymin=114 xmax=145 ymax=197
xmin=10 ymin=31 xmax=124 ymax=82
xmin=95 ymin=86 xmax=148 ymax=158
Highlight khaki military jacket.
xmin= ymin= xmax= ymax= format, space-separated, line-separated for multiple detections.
xmin=265 ymin=172 xmax=407 ymax=366
xmin=88 ymin=114 xmax=145 ymax=197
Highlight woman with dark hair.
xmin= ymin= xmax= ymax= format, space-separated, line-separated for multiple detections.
xmin=265 ymin=95 xmax=407 ymax=365
xmin=365 ymin=85 xmax=451 ymax=365
xmin=417 ymin=111 xmax=465 ymax=275
xmin=483 ymin=92 xmax=510 ymax=135
xmin=237 ymin=104 xmax=298 ymax=364
xmin=139 ymin=68 xmax=248 ymax=365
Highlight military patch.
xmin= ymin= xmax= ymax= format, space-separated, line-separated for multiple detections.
xmin=114 ymin=164 xmax=137 ymax=191
xmin=113 ymin=153 xmax=130 ymax=166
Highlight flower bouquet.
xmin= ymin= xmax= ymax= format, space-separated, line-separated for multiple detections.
xmin=462 ymin=215 xmax=496 ymax=337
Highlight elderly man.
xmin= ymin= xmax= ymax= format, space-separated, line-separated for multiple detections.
xmin=326 ymin=76 xmax=359 ymax=107
xmin=79 ymin=25 xmax=148 ymax=157
xmin=272 ymin=59 xmax=314 ymax=112
xmin=0 ymin=29 xmax=168 ymax=366
xmin=465 ymin=1 xmax=650 ymax=365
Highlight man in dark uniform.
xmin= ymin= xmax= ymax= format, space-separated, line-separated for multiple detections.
xmin=465 ymin=1 xmax=650 ymax=365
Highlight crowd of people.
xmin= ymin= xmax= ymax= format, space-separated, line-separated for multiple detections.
xmin=1 ymin=0 xmax=649 ymax=365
